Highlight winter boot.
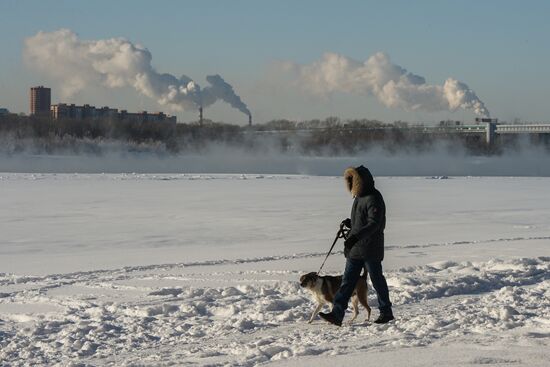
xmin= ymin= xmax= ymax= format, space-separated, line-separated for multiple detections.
xmin=319 ymin=312 xmax=342 ymax=327
xmin=374 ymin=312 xmax=394 ymax=324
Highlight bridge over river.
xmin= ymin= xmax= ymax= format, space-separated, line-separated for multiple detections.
xmin=252 ymin=123 xmax=550 ymax=145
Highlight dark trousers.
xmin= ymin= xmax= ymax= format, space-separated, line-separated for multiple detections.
xmin=332 ymin=258 xmax=392 ymax=321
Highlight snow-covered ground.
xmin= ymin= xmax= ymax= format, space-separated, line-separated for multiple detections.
xmin=0 ymin=173 xmax=549 ymax=366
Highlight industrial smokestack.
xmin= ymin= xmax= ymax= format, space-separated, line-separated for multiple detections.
xmin=248 ymin=113 xmax=252 ymax=127
xmin=199 ymin=106 xmax=203 ymax=125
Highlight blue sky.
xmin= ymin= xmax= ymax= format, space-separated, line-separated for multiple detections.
xmin=1 ymin=0 xmax=549 ymax=124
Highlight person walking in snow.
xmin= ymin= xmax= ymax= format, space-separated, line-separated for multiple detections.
xmin=320 ymin=165 xmax=394 ymax=326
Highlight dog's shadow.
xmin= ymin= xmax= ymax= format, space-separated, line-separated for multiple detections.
xmin=306 ymin=319 xmax=372 ymax=328
xmin=346 ymin=321 xmax=371 ymax=328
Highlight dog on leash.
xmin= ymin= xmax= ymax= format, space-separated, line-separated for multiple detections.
xmin=299 ymin=271 xmax=371 ymax=324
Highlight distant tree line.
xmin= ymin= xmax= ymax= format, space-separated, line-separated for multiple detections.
xmin=0 ymin=114 xmax=548 ymax=156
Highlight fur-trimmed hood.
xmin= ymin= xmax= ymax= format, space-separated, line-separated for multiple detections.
xmin=344 ymin=165 xmax=375 ymax=197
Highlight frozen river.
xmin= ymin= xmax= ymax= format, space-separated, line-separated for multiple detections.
xmin=0 ymin=174 xmax=549 ymax=366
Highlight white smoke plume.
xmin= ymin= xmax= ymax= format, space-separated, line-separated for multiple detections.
xmin=280 ymin=52 xmax=490 ymax=116
xmin=202 ymin=75 xmax=250 ymax=116
xmin=23 ymin=29 xmax=250 ymax=115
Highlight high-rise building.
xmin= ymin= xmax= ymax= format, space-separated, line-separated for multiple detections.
xmin=30 ymin=86 xmax=51 ymax=116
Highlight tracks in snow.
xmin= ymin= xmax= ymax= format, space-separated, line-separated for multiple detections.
xmin=1 ymin=235 xmax=548 ymax=289
xmin=0 ymin=257 xmax=548 ymax=366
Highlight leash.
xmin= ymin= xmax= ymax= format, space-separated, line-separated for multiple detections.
xmin=317 ymin=223 xmax=350 ymax=275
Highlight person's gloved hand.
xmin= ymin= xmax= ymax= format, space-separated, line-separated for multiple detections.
xmin=341 ymin=218 xmax=351 ymax=229
xmin=344 ymin=234 xmax=358 ymax=250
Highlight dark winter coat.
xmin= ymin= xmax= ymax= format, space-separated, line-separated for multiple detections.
xmin=344 ymin=165 xmax=386 ymax=261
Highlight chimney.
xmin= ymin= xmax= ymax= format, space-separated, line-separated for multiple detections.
xmin=199 ymin=106 xmax=203 ymax=125
xmin=248 ymin=113 xmax=252 ymax=127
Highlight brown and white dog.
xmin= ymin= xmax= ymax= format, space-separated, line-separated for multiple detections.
xmin=299 ymin=272 xmax=371 ymax=324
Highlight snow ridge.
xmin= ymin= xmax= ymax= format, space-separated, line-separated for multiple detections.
xmin=2 ymin=236 xmax=548 ymax=292
xmin=1 ymin=257 xmax=548 ymax=366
